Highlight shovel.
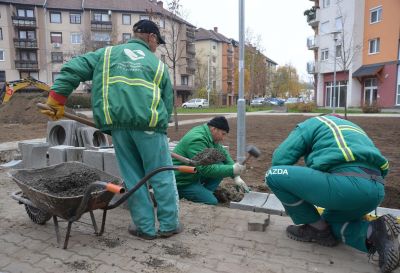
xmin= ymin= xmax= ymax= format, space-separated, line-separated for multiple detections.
xmin=37 ymin=103 xmax=225 ymax=166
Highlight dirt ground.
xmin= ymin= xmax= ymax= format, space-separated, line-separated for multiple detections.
xmin=1 ymin=93 xmax=399 ymax=208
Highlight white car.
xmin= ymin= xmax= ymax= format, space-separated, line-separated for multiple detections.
xmin=182 ymin=98 xmax=209 ymax=108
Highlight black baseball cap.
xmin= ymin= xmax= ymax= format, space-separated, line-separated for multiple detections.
xmin=133 ymin=19 xmax=166 ymax=45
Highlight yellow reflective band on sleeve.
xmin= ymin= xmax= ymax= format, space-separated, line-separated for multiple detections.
xmin=317 ymin=116 xmax=356 ymax=162
xmin=149 ymin=61 xmax=164 ymax=127
xmin=338 ymin=125 xmax=367 ymax=136
xmin=381 ymin=161 xmax=389 ymax=171
xmin=102 ymin=46 xmax=113 ymax=125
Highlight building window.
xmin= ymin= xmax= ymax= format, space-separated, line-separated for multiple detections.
xmin=122 ymin=14 xmax=131 ymax=25
xmin=370 ymin=6 xmax=382 ymax=24
xmin=159 ymin=18 xmax=165 ymax=29
xmin=50 ymin=11 xmax=61 ymax=23
xmin=320 ymin=21 xmax=329 ymax=34
xmin=323 ymin=0 xmax=330 ymax=8
xmin=92 ymin=32 xmax=110 ymax=42
xmin=212 ymin=56 xmax=216 ymax=63
xmin=0 ymin=71 xmax=5 ymax=82
xmin=321 ymin=49 xmax=329 ymax=61
xmin=181 ymin=75 xmax=188 ymax=85
xmin=71 ymin=33 xmax=82 ymax=44
xmin=17 ymin=8 xmax=34 ymax=17
xmin=122 ymin=33 xmax=131 ymax=43
xmin=336 ymin=44 xmax=342 ymax=58
xmin=325 ymin=80 xmax=347 ymax=108
xmin=161 ymin=54 xmax=166 ymax=63
xmin=50 ymin=32 xmax=62 ymax=43
xmin=369 ymin=38 xmax=380 ymax=54
xmin=19 ymin=30 xmax=35 ymax=39
xmin=335 ymin=17 xmax=342 ymax=31
xmin=0 ymin=50 xmax=4 ymax=61
xmin=140 ymin=15 xmax=149 ymax=20
xmin=51 ymin=52 xmax=63 ymax=63
xmin=18 ymin=51 xmax=37 ymax=61
xmin=70 ymin=13 xmax=81 ymax=24
xmin=0 ymin=28 xmax=2 ymax=40
xmin=93 ymin=12 xmax=109 ymax=22
xmin=364 ymin=78 xmax=378 ymax=105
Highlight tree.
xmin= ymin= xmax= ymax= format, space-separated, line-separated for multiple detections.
xmin=272 ymin=64 xmax=302 ymax=98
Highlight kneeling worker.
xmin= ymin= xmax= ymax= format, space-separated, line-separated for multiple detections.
xmin=172 ymin=116 xmax=249 ymax=205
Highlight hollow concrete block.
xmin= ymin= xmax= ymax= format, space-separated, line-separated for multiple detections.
xmin=79 ymin=127 xmax=109 ymax=148
xmin=48 ymin=145 xmax=74 ymax=166
xmin=65 ymin=147 xmax=87 ymax=162
xmin=47 ymin=120 xmax=79 ymax=147
xmin=18 ymin=141 xmax=49 ymax=169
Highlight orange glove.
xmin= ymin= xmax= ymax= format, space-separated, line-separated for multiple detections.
xmin=40 ymin=91 xmax=66 ymax=121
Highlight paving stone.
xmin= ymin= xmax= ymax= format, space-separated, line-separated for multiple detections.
xmin=2 ymin=261 xmax=43 ymax=273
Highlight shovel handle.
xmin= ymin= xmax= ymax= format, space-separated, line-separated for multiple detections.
xmin=170 ymin=152 xmax=195 ymax=165
xmin=37 ymin=102 xmax=97 ymax=128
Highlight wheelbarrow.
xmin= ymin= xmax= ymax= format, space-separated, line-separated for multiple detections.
xmin=10 ymin=161 xmax=196 ymax=249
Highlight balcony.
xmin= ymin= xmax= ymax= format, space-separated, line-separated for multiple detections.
xmin=12 ymin=16 xmax=36 ymax=28
xmin=91 ymin=21 xmax=112 ymax=31
xmin=186 ymin=44 xmax=195 ymax=55
xmin=15 ymin=60 xmax=39 ymax=70
xmin=307 ymin=61 xmax=317 ymax=74
xmin=14 ymin=38 xmax=38 ymax=49
xmin=304 ymin=7 xmax=319 ymax=27
xmin=307 ymin=36 xmax=318 ymax=50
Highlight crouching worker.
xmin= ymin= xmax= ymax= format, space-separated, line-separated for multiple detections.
xmin=172 ymin=116 xmax=249 ymax=205
xmin=265 ymin=114 xmax=400 ymax=273
xmin=41 ymin=19 xmax=182 ymax=240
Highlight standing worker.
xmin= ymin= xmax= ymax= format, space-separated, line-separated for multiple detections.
xmin=265 ymin=114 xmax=400 ymax=273
xmin=172 ymin=116 xmax=249 ymax=205
xmin=41 ymin=19 xmax=182 ymax=240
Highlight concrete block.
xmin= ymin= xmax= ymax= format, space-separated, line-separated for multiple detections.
xmin=82 ymin=149 xmax=104 ymax=171
xmin=102 ymin=149 xmax=120 ymax=177
xmin=48 ymin=145 xmax=74 ymax=166
xmin=248 ymin=215 xmax=270 ymax=232
xmin=79 ymin=127 xmax=109 ymax=148
xmin=18 ymin=141 xmax=49 ymax=169
xmin=47 ymin=120 xmax=79 ymax=147
xmin=256 ymin=194 xmax=286 ymax=216
xmin=230 ymin=191 xmax=269 ymax=211
xmin=65 ymin=147 xmax=87 ymax=162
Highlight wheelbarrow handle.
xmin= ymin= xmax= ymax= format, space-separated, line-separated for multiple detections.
xmin=176 ymin=166 xmax=196 ymax=173
xmin=95 ymin=181 xmax=126 ymax=194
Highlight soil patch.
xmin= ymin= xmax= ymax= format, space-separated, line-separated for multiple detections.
xmin=65 ymin=260 xmax=92 ymax=271
xmin=97 ymin=236 xmax=124 ymax=248
xmin=162 ymin=243 xmax=195 ymax=258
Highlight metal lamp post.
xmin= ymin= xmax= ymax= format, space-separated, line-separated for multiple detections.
xmin=237 ymin=0 xmax=246 ymax=163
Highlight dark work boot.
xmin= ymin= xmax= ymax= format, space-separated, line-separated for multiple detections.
xmin=158 ymin=223 xmax=184 ymax=238
xmin=367 ymin=214 xmax=400 ymax=273
xmin=128 ymin=223 xmax=156 ymax=240
xmin=286 ymin=224 xmax=339 ymax=247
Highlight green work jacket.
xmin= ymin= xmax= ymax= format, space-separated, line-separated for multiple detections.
xmin=272 ymin=115 xmax=389 ymax=177
xmin=172 ymin=124 xmax=235 ymax=187
xmin=52 ymin=39 xmax=173 ymax=133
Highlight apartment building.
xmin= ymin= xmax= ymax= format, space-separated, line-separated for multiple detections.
xmin=352 ymin=0 xmax=400 ymax=107
xmin=305 ymin=0 xmax=363 ymax=108
xmin=194 ymin=27 xmax=238 ymax=106
xmin=0 ymin=0 xmax=196 ymax=101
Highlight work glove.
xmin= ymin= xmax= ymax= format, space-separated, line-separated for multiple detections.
xmin=233 ymin=162 xmax=246 ymax=176
xmin=40 ymin=91 xmax=66 ymax=121
xmin=234 ymin=176 xmax=250 ymax=193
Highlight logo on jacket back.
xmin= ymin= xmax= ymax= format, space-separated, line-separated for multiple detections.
xmin=124 ymin=49 xmax=145 ymax=61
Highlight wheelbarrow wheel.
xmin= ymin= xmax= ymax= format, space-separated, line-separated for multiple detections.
xmin=24 ymin=204 xmax=52 ymax=225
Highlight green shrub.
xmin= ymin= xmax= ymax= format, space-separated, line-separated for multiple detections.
xmin=65 ymin=93 xmax=92 ymax=109
xmin=286 ymin=102 xmax=316 ymax=113
xmin=362 ymin=102 xmax=381 ymax=113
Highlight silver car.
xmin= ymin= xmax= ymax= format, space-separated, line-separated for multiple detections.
xmin=182 ymin=98 xmax=209 ymax=108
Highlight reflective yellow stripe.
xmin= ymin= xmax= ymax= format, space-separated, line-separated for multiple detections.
xmin=109 ymin=76 xmax=154 ymax=90
xmin=317 ymin=116 xmax=355 ymax=161
xmin=149 ymin=61 xmax=164 ymax=127
xmin=381 ymin=161 xmax=389 ymax=171
xmin=102 ymin=46 xmax=113 ymax=124
xmin=338 ymin=125 xmax=367 ymax=136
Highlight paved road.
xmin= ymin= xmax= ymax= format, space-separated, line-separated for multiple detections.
xmin=1 ymin=169 xmax=397 ymax=273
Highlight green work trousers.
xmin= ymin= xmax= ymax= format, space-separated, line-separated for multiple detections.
xmin=112 ymin=129 xmax=180 ymax=237
xmin=265 ymin=166 xmax=384 ymax=252
xmin=177 ymin=178 xmax=221 ymax=205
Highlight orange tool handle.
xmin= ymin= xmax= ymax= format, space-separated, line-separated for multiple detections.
xmin=177 ymin=166 xmax=197 ymax=173
xmin=105 ymin=183 xmax=126 ymax=194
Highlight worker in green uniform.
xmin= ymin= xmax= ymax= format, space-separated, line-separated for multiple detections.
xmin=172 ymin=116 xmax=248 ymax=205
xmin=41 ymin=20 xmax=181 ymax=240
xmin=265 ymin=114 xmax=400 ymax=273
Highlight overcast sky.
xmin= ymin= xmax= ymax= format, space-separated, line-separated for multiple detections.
xmin=179 ymin=0 xmax=314 ymax=82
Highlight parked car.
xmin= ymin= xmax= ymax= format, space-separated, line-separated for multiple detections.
xmin=181 ymin=98 xmax=209 ymax=108
xmin=250 ymin=98 xmax=268 ymax=107
xmin=285 ymin=97 xmax=304 ymax=104
xmin=269 ymin=98 xmax=285 ymax=106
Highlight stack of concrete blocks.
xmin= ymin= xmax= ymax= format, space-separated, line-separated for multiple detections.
xmin=18 ymin=140 xmax=49 ymax=169
xmin=77 ymin=127 xmax=109 ymax=148
xmin=48 ymin=145 xmax=75 ymax=165
xmin=47 ymin=120 xmax=82 ymax=147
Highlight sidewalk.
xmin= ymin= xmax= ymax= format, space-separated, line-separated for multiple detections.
xmin=1 ymin=169 xmax=396 ymax=273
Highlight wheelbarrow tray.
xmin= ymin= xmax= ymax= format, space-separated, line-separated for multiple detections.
xmin=9 ymin=162 xmax=123 ymax=220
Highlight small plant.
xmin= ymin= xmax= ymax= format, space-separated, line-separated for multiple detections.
xmin=361 ymin=102 xmax=381 ymax=113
